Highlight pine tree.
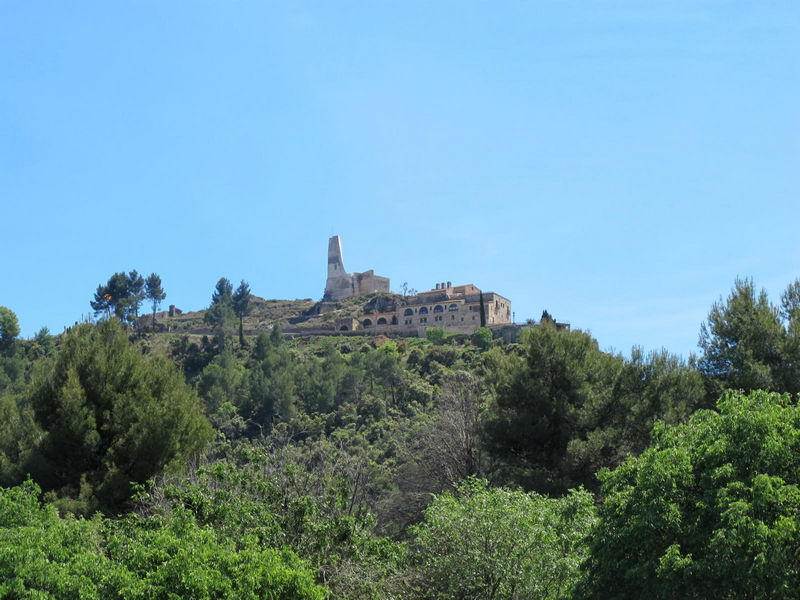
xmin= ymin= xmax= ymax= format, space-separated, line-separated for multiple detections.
xmin=145 ymin=273 xmax=167 ymax=330
xmin=232 ymin=280 xmax=252 ymax=346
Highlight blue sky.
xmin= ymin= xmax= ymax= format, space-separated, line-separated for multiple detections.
xmin=2 ymin=1 xmax=799 ymax=358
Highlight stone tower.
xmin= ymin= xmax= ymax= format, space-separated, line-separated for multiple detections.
xmin=325 ymin=235 xmax=354 ymax=300
xmin=324 ymin=235 xmax=390 ymax=300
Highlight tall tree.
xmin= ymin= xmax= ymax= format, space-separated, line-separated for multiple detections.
xmin=27 ymin=319 xmax=213 ymax=514
xmin=232 ymin=280 xmax=252 ymax=346
xmin=0 ymin=307 xmax=20 ymax=354
xmin=698 ymin=277 xmax=784 ymax=396
xmin=204 ymin=302 xmax=236 ymax=351
xmin=409 ymin=478 xmax=595 ymax=600
xmin=484 ymin=322 xmax=624 ymax=493
xmin=580 ymin=390 xmax=800 ymax=600
xmin=779 ymin=278 xmax=800 ymax=396
xmin=124 ymin=270 xmax=145 ymax=323
xmin=90 ymin=270 xmax=145 ymax=326
xmin=479 ymin=292 xmax=486 ymax=327
xmin=144 ymin=273 xmax=166 ymax=330
xmin=211 ymin=277 xmax=233 ymax=306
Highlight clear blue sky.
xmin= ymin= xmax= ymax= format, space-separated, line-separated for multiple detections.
xmin=2 ymin=1 xmax=799 ymax=358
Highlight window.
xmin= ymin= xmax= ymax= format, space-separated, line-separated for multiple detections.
xmin=448 ymin=304 xmax=459 ymax=311
xmin=419 ymin=307 xmax=429 ymax=314
xmin=420 ymin=317 xmax=427 ymax=324
xmin=404 ymin=308 xmax=413 ymax=316
xmin=377 ymin=317 xmax=387 ymax=325
xmin=434 ymin=305 xmax=444 ymax=313
xmin=362 ymin=319 xmax=372 ymax=327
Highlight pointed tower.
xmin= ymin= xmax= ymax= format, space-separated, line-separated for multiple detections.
xmin=328 ymin=235 xmax=345 ymax=279
xmin=325 ymin=235 xmax=354 ymax=300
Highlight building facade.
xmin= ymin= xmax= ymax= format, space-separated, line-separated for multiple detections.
xmin=335 ymin=281 xmax=512 ymax=336
xmin=324 ymin=236 xmax=511 ymax=336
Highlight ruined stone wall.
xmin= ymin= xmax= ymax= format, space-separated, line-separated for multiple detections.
xmin=325 ymin=236 xmax=390 ymax=300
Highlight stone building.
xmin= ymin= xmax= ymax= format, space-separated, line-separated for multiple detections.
xmin=337 ymin=281 xmax=512 ymax=336
xmin=352 ymin=281 xmax=511 ymax=335
xmin=323 ymin=235 xmax=512 ymax=336
xmin=325 ymin=235 xmax=390 ymax=300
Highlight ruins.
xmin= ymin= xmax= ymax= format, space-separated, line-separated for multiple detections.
xmin=325 ymin=235 xmax=390 ymax=300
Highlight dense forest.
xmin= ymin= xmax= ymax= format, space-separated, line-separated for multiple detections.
xmin=1 ymin=276 xmax=799 ymax=599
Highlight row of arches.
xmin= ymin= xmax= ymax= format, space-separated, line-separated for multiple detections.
xmin=403 ymin=304 xmax=459 ymax=316
xmin=361 ymin=316 xmax=398 ymax=327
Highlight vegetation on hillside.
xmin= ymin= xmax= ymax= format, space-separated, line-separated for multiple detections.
xmin=1 ymin=274 xmax=799 ymax=598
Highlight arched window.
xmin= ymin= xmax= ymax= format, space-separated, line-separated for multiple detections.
xmin=377 ymin=317 xmax=387 ymax=325
xmin=449 ymin=304 xmax=459 ymax=311
xmin=433 ymin=305 xmax=444 ymax=313
xmin=339 ymin=325 xmax=349 ymax=331
xmin=419 ymin=306 xmax=429 ymax=314
xmin=362 ymin=319 xmax=372 ymax=327
xmin=404 ymin=308 xmax=414 ymax=316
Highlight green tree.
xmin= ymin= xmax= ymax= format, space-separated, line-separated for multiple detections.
xmin=425 ymin=326 xmax=446 ymax=343
xmin=27 ymin=319 xmax=213 ymax=514
xmin=474 ymin=326 xmax=493 ymax=350
xmin=232 ymin=280 xmax=252 ymax=346
xmin=141 ymin=439 xmax=403 ymax=599
xmin=479 ymin=292 xmax=486 ymax=327
xmin=211 ymin=277 xmax=233 ymax=306
xmin=409 ymin=477 xmax=595 ymax=600
xmin=0 ymin=479 xmax=328 ymax=599
xmin=484 ymin=322 xmax=623 ymax=493
xmin=779 ymin=278 xmax=800 ymax=396
xmin=144 ymin=272 xmax=166 ymax=330
xmin=90 ymin=270 xmax=145 ymax=326
xmin=698 ymin=277 xmax=784 ymax=396
xmin=124 ymin=270 xmax=145 ymax=324
xmin=0 ymin=306 xmax=20 ymax=352
xmin=580 ymin=390 xmax=800 ymax=600
xmin=204 ymin=301 xmax=236 ymax=351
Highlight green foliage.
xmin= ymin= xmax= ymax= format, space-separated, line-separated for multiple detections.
xmin=0 ymin=479 xmax=327 ymax=599
xmin=0 ymin=393 xmax=40 ymax=485
xmin=580 ymin=390 xmax=800 ymax=600
xmin=479 ymin=292 xmax=486 ymax=327
xmin=144 ymin=273 xmax=166 ymax=329
xmin=699 ymin=277 xmax=785 ymax=396
xmin=409 ymin=477 xmax=596 ymax=600
xmin=204 ymin=301 xmax=236 ymax=351
xmin=0 ymin=306 xmax=20 ymax=351
xmin=143 ymin=439 xmax=404 ymax=599
xmin=27 ymin=319 xmax=213 ymax=514
xmin=485 ymin=322 xmax=623 ymax=493
xmin=425 ymin=326 xmax=446 ymax=343
xmin=474 ymin=326 xmax=493 ymax=350
xmin=211 ymin=277 xmax=233 ymax=306
xmin=90 ymin=271 xmax=147 ymax=326
xmin=485 ymin=323 xmax=705 ymax=494
xmin=233 ymin=280 xmax=252 ymax=346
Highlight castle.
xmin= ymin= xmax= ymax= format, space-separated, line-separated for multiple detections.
xmin=324 ymin=235 xmax=512 ymax=336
